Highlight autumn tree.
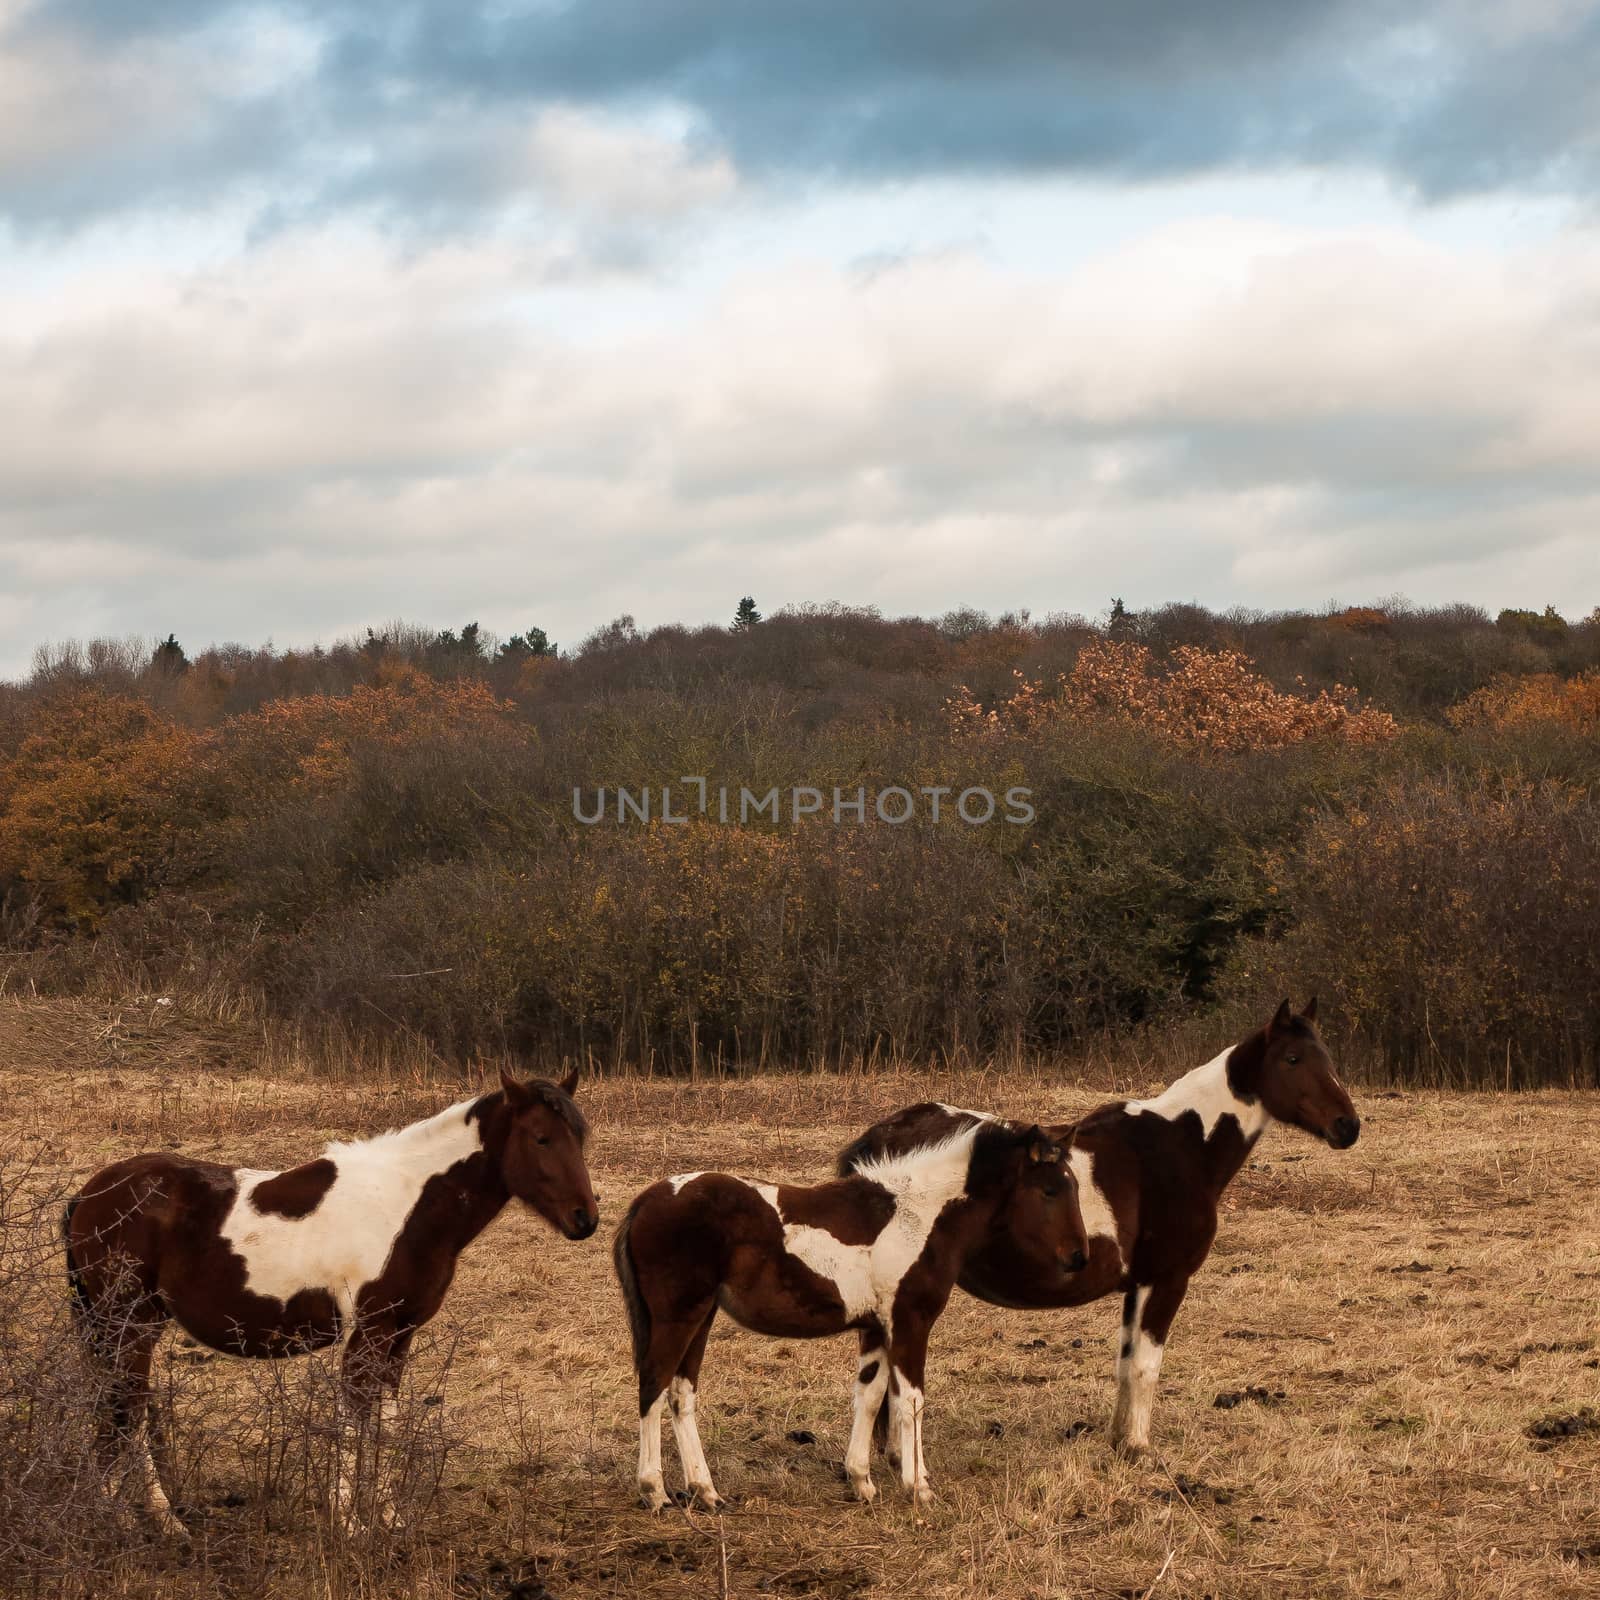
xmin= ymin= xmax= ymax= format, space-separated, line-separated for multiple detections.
xmin=0 ymin=691 xmax=205 ymax=928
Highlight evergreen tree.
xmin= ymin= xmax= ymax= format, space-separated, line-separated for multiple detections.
xmin=733 ymin=596 xmax=762 ymax=631
xmin=499 ymin=626 xmax=556 ymax=661
xmin=151 ymin=633 xmax=188 ymax=674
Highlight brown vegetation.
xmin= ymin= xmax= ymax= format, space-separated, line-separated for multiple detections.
xmin=1 ymin=602 xmax=1597 ymax=1083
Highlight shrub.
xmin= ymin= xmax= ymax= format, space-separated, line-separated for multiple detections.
xmin=1221 ymin=774 xmax=1600 ymax=1085
xmin=1446 ymin=670 xmax=1600 ymax=733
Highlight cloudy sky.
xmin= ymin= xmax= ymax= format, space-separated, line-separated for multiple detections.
xmin=3 ymin=0 xmax=1599 ymax=673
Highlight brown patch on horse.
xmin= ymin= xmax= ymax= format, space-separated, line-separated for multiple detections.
xmin=250 ymin=1158 xmax=337 ymax=1219
xmin=776 ymin=1181 xmax=896 ymax=1245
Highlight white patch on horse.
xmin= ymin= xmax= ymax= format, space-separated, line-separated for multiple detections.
xmin=667 ymin=1172 xmax=705 ymax=1194
xmin=1068 ymin=1148 xmax=1119 ymax=1245
xmin=1126 ymin=1048 xmax=1268 ymax=1142
xmin=220 ymin=1099 xmax=483 ymax=1311
xmin=933 ymin=1103 xmax=994 ymax=1123
xmin=780 ymin=1127 xmax=982 ymax=1324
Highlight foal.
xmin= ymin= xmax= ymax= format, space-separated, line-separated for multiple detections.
xmin=838 ymin=999 xmax=1359 ymax=1459
xmin=64 ymin=1070 xmax=597 ymax=1537
xmin=614 ymin=1120 xmax=1087 ymax=1510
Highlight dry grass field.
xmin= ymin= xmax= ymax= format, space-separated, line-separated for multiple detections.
xmin=2 ymin=994 xmax=1599 ymax=1599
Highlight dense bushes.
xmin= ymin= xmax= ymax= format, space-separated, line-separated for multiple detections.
xmin=3 ymin=603 xmax=1598 ymax=1083
xmin=1224 ymin=771 xmax=1600 ymax=1086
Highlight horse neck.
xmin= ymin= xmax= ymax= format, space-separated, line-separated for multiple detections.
xmin=1128 ymin=1043 xmax=1270 ymax=1198
xmin=344 ymin=1098 xmax=508 ymax=1243
xmin=905 ymin=1127 xmax=1022 ymax=1260
xmin=863 ymin=1128 xmax=980 ymax=1206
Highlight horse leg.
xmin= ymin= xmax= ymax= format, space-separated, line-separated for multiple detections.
xmin=1110 ymin=1277 xmax=1188 ymax=1459
xmin=854 ymin=1325 xmax=903 ymax=1467
xmin=667 ymin=1307 xmax=722 ymax=1510
xmin=635 ymin=1300 xmax=714 ymax=1513
xmin=887 ymin=1324 xmax=933 ymax=1506
xmin=71 ymin=1265 xmax=186 ymax=1542
xmin=844 ymin=1330 xmax=890 ymax=1503
xmin=106 ymin=1320 xmax=187 ymax=1540
xmin=337 ymin=1313 xmax=414 ymax=1531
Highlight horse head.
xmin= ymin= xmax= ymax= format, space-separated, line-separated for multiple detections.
xmin=1248 ymin=997 xmax=1360 ymax=1150
xmin=986 ymin=1123 xmax=1090 ymax=1277
xmin=493 ymin=1068 xmax=599 ymax=1239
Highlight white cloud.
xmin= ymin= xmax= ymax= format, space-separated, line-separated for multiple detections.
xmin=2 ymin=200 xmax=1598 ymax=674
xmin=522 ymin=107 xmax=737 ymax=219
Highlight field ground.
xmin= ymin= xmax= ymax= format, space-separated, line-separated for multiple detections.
xmin=2 ymin=996 xmax=1599 ymax=1599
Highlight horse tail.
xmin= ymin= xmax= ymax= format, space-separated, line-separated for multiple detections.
xmin=61 ymin=1196 xmax=91 ymax=1320
xmin=612 ymin=1197 xmax=651 ymax=1375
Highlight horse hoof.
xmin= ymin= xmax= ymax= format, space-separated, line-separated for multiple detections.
xmin=639 ymin=1485 xmax=670 ymax=1514
xmin=152 ymin=1512 xmax=192 ymax=1547
xmin=1113 ymin=1439 xmax=1146 ymax=1462
xmin=691 ymin=1488 xmax=725 ymax=1512
xmin=849 ymin=1476 xmax=877 ymax=1504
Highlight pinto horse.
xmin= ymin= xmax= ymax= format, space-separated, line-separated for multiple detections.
xmin=838 ymin=999 xmax=1358 ymax=1460
xmin=63 ymin=1069 xmax=597 ymax=1537
xmin=614 ymin=1119 xmax=1087 ymax=1510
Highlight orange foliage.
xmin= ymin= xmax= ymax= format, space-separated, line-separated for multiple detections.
xmin=1325 ymin=606 xmax=1390 ymax=634
xmin=0 ymin=692 xmax=205 ymax=927
xmin=1446 ymin=671 xmax=1600 ymax=733
xmin=948 ymin=642 xmax=1398 ymax=752
xmin=212 ymin=667 xmax=526 ymax=796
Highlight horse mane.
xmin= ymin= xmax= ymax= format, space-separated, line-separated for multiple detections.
xmin=851 ymin=1126 xmax=985 ymax=1190
xmin=962 ymin=1119 xmax=1053 ymax=1195
xmin=524 ymin=1080 xmax=590 ymax=1143
xmin=845 ymin=1118 xmax=1025 ymax=1194
xmin=836 ymin=1102 xmax=985 ymax=1178
xmin=467 ymin=1080 xmax=590 ymax=1144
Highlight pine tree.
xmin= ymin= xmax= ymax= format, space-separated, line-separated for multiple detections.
xmin=732 ymin=596 xmax=762 ymax=631
xmin=151 ymin=633 xmax=188 ymax=674
xmin=499 ymin=626 xmax=556 ymax=660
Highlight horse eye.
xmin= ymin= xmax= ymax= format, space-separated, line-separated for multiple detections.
xmin=535 ymin=1135 xmax=550 ymax=1147
xmin=1286 ymin=1054 xmax=1300 ymax=1065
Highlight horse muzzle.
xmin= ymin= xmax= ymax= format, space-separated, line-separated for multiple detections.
xmin=1326 ymin=1115 xmax=1361 ymax=1150
xmin=1059 ymin=1247 xmax=1088 ymax=1273
xmin=565 ymin=1207 xmax=600 ymax=1241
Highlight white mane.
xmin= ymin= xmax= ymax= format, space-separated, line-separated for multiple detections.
xmin=848 ymin=1123 xmax=985 ymax=1198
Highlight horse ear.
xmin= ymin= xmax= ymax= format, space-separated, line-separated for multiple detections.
xmin=1268 ymin=998 xmax=1293 ymax=1037
xmin=1301 ymin=994 xmax=1318 ymax=1023
xmin=499 ymin=1069 xmax=530 ymax=1108
xmin=558 ymin=1066 xmax=579 ymax=1098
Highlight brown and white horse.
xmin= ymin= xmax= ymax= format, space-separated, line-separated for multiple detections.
xmin=63 ymin=1070 xmax=598 ymax=1537
xmin=614 ymin=1119 xmax=1087 ymax=1510
xmin=838 ymin=999 xmax=1358 ymax=1460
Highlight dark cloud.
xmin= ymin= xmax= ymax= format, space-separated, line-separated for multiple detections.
xmin=5 ymin=1 xmax=1598 ymax=232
